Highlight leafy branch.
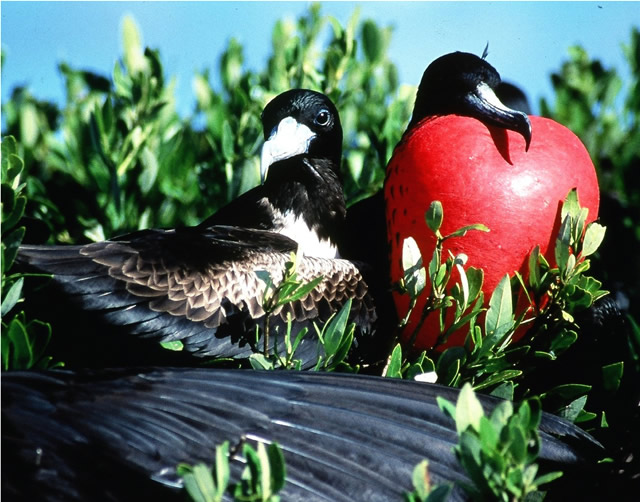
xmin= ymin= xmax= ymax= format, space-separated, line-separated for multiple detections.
xmin=178 ymin=440 xmax=286 ymax=502
xmin=437 ymin=384 xmax=562 ymax=501
xmin=395 ymin=190 xmax=612 ymax=417
xmin=252 ymin=254 xmax=357 ymax=372
xmin=1 ymin=136 xmax=59 ymax=370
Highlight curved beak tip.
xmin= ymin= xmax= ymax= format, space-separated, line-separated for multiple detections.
xmin=522 ymin=117 xmax=532 ymax=152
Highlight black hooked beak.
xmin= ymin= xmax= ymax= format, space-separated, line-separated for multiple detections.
xmin=465 ymin=82 xmax=532 ymax=151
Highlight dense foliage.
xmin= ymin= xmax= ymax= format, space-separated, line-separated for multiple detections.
xmin=2 ymin=5 xmax=638 ymax=500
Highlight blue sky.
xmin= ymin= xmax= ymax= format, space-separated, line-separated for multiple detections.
xmin=2 ymin=2 xmax=639 ymax=120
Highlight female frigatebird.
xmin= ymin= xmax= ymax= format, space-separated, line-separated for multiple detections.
xmin=17 ymin=90 xmax=376 ymax=368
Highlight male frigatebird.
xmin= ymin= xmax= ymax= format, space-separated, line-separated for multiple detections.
xmin=17 ymin=90 xmax=376 ymax=368
xmin=384 ymin=51 xmax=599 ymax=350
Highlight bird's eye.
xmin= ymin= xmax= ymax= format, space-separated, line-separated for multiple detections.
xmin=314 ymin=109 xmax=331 ymax=126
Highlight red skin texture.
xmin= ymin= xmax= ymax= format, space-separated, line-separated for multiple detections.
xmin=385 ymin=115 xmax=600 ymax=350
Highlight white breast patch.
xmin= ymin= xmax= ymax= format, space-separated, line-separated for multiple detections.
xmin=279 ymin=210 xmax=340 ymax=259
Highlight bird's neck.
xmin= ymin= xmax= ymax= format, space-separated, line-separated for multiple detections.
xmin=266 ymin=156 xmax=346 ymax=258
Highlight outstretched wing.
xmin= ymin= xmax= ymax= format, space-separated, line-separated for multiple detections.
xmin=2 ymin=368 xmax=602 ymax=502
xmin=18 ymin=225 xmax=376 ymax=365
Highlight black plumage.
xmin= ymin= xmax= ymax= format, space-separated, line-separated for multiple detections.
xmin=407 ymin=51 xmax=531 ymax=148
xmin=17 ymin=90 xmax=376 ymax=368
xmin=495 ymin=81 xmax=532 ymax=115
xmin=2 ymin=368 xmax=602 ymax=502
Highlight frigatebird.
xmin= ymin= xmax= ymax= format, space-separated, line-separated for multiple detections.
xmin=17 ymin=90 xmax=376 ymax=368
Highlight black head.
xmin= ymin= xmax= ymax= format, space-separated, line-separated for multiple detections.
xmin=260 ymin=89 xmax=343 ymax=181
xmin=409 ymin=51 xmax=531 ymax=150
xmin=495 ymin=81 xmax=532 ymax=115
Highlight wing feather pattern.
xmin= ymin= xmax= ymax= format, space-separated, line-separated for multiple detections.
xmin=18 ymin=226 xmax=376 ymax=366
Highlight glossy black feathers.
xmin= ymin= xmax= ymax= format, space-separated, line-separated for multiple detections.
xmin=2 ymin=368 xmax=602 ymax=502
xmin=408 ymin=51 xmax=531 ymax=148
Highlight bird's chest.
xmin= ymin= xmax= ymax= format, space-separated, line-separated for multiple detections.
xmin=276 ymin=210 xmax=340 ymax=259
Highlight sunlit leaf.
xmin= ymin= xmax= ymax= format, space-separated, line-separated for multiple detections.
xmin=581 ymin=222 xmax=606 ymax=257
xmin=455 ymin=383 xmax=484 ymax=434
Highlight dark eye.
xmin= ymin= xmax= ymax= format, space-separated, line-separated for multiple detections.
xmin=314 ymin=109 xmax=331 ymax=126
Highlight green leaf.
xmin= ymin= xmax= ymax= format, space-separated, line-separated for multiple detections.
xmin=474 ymin=369 xmax=523 ymax=391
xmin=528 ymin=246 xmax=541 ymax=290
xmin=1 ymin=277 xmax=24 ymax=318
xmin=410 ymin=460 xmax=431 ymax=499
xmin=581 ymin=222 xmax=606 ymax=257
xmin=278 ymin=276 xmax=323 ymax=305
xmin=159 ymin=340 xmax=184 ymax=352
xmin=20 ymin=101 xmax=40 ymax=148
xmin=2 ymin=226 xmax=26 ymax=271
xmin=436 ymin=347 xmax=464 ymax=386
xmin=602 ymin=361 xmax=624 ymax=392
xmin=182 ymin=463 xmax=218 ymax=502
xmin=361 ymin=20 xmax=383 ymax=63
xmin=478 ymin=416 xmax=499 ymax=450
xmin=508 ymin=422 xmax=527 ymax=463
xmin=139 ymin=146 xmax=159 ymax=194
xmin=2 ymin=136 xmax=24 ymax=182
xmin=1 ymin=175 xmax=27 ymax=232
xmin=425 ymin=201 xmax=443 ymax=234
xmin=534 ymin=470 xmax=564 ymax=487
xmin=6 ymin=316 xmax=33 ymax=369
xmin=221 ymin=119 xmax=235 ymax=163
xmin=322 ymin=298 xmax=352 ymax=356
xmin=249 ymin=353 xmax=275 ymax=370
xmin=122 ymin=15 xmax=147 ymax=74
xmin=328 ymin=324 xmax=354 ymax=368
xmin=406 ymin=352 xmax=436 ymax=381
xmin=544 ymin=383 xmax=591 ymax=401
xmin=257 ymin=442 xmax=272 ymax=497
xmin=455 ymin=383 xmax=484 ymax=434
xmin=490 ymin=381 xmax=514 ymax=400
xmin=482 ymin=274 xmax=513 ymax=352
xmin=465 ymin=267 xmax=484 ymax=304
xmin=561 ymin=188 xmax=580 ymax=222
xmin=489 ymin=400 xmax=513 ymax=429
xmin=214 ymin=441 xmax=231 ymax=497
xmin=555 ymin=215 xmax=572 ymax=272
xmin=402 ymin=237 xmax=426 ymax=299
xmin=113 ymin=60 xmax=132 ymax=97
xmin=266 ymin=442 xmax=286 ymax=494
xmin=255 ymin=270 xmax=273 ymax=286
xmin=436 ymin=396 xmax=457 ymax=422
xmin=444 ymin=223 xmax=490 ymax=240
xmin=559 ymin=395 xmax=588 ymax=422
xmin=549 ymin=328 xmax=578 ymax=354
xmin=384 ymin=343 xmax=403 ymax=378
xmin=26 ymin=318 xmax=52 ymax=365
xmin=426 ymin=484 xmax=453 ymax=502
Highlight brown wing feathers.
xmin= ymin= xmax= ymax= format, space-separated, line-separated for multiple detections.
xmin=18 ymin=226 xmax=376 ymax=364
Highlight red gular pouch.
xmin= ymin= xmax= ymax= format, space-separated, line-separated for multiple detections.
xmin=385 ymin=114 xmax=600 ymax=351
